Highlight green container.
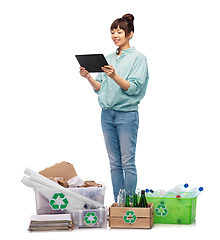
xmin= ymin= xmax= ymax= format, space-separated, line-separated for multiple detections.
xmin=146 ymin=197 xmax=197 ymax=224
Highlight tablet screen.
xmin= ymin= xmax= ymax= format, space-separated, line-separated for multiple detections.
xmin=75 ymin=54 xmax=108 ymax=73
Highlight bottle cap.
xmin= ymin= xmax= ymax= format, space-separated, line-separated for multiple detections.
xmin=184 ymin=183 xmax=189 ymax=188
xmin=176 ymin=195 xmax=181 ymax=198
xmin=141 ymin=190 xmax=145 ymax=194
xmin=199 ymin=187 xmax=203 ymax=192
xmin=145 ymin=189 xmax=150 ymax=193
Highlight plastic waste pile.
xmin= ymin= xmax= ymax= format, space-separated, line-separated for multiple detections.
xmin=144 ymin=183 xmax=203 ymax=198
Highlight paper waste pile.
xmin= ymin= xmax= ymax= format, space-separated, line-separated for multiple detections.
xmin=22 ymin=162 xmax=106 ymax=231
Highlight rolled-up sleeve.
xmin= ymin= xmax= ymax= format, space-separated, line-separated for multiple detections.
xmin=124 ymin=58 xmax=149 ymax=96
xmin=94 ymin=72 xmax=104 ymax=94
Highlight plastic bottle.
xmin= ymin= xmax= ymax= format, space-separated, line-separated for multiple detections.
xmin=174 ymin=183 xmax=189 ymax=193
xmin=164 ymin=183 xmax=189 ymax=198
xmin=163 ymin=192 xmax=177 ymax=198
xmin=181 ymin=187 xmax=203 ymax=198
xmin=116 ymin=189 xmax=126 ymax=207
xmin=119 ymin=189 xmax=126 ymax=204
xmin=151 ymin=189 xmax=166 ymax=197
xmin=116 ymin=194 xmax=122 ymax=207
xmin=145 ymin=189 xmax=154 ymax=197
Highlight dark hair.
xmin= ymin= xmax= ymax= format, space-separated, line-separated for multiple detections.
xmin=110 ymin=14 xmax=134 ymax=37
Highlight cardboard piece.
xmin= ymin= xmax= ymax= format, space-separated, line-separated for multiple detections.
xmin=80 ymin=180 xmax=102 ymax=188
xmin=39 ymin=161 xmax=77 ymax=181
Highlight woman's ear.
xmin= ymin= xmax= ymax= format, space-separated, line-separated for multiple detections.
xmin=129 ymin=31 xmax=134 ymax=39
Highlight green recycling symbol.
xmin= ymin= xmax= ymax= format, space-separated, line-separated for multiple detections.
xmin=155 ymin=204 xmax=168 ymax=217
xmin=49 ymin=193 xmax=69 ymax=210
xmin=123 ymin=210 xmax=137 ymax=224
xmin=84 ymin=212 xmax=98 ymax=226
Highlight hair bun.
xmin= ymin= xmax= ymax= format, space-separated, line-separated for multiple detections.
xmin=122 ymin=14 xmax=134 ymax=22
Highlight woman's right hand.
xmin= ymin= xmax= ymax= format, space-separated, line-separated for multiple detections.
xmin=79 ymin=67 xmax=101 ymax=91
xmin=79 ymin=67 xmax=91 ymax=79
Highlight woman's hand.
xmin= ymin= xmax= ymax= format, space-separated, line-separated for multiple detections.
xmin=102 ymin=65 xmax=130 ymax=91
xmin=79 ymin=67 xmax=91 ymax=79
xmin=101 ymin=65 xmax=116 ymax=79
xmin=79 ymin=67 xmax=101 ymax=91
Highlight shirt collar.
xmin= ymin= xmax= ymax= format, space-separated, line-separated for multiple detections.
xmin=116 ymin=46 xmax=135 ymax=55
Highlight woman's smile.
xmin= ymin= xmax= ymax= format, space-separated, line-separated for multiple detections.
xmin=113 ymin=38 xmax=120 ymax=44
xmin=111 ymin=26 xmax=133 ymax=54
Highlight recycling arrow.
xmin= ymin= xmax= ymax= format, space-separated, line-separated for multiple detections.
xmin=84 ymin=212 xmax=98 ymax=226
xmin=123 ymin=210 xmax=137 ymax=224
xmin=155 ymin=204 xmax=168 ymax=217
xmin=49 ymin=193 xmax=69 ymax=210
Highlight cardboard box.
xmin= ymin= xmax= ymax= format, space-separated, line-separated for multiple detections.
xmin=109 ymin=203 xmax=154 ymax=229
xmin=39 ymin=161 xmax=77 ymax=181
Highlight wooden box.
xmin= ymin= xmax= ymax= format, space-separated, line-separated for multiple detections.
xmin=109 ymin=203 xmax=154 ymax=229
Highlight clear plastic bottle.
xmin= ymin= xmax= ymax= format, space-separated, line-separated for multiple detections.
xmin=174 ymin=183 xmax=189 ymax=193
xmin=151 ymin=189 xmax=166 ymax=197
xmin=116 ymin=189 xmax=126 ymax=207
xmin=164 ymin=183 xmax=189 ymax=198
xmin=163 ymin=192 xmax=177 ymax=198
xmin=119 ymin=189 xmax=126 ymax=206
xmin=181 ymin=187 xmax=203 ymax=198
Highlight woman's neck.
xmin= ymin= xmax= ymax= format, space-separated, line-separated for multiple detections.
xmin=117 ymin=43 xmax=131 ymax=55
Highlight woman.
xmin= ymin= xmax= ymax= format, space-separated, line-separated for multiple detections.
xmin=79 ymin=14 xmax=149 ymax=202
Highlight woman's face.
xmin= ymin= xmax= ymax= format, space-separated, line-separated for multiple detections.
xmin=111 ymin=27 xmax=130 ymax=48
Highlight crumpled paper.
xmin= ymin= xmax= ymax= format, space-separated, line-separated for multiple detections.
xmin=67 ymin=176 xmax=85 ymax=188
xmin=49 ymin=176 xmax=102 ymax=188
xmin=67 ymin=176 xmax=102 ymax=188
xmin=48 ymin=177 xmax=69 ymax=188
xmin=80 ymin=180 xmax=102 ymax=188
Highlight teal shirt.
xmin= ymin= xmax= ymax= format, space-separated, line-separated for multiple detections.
xmin=95 ymin=46 xmax=149 ymax=111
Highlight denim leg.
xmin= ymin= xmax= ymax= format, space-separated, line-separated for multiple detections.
xmin=101 ymin=110 xmax=139 ymax=202
xmin=115 ymin=111 xmax=139 ymax=198
xmin=101 ymin=110 xmax=124 ymax=202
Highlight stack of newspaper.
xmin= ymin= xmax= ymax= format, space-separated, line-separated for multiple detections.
xmin=28 ymin=214 xmax=73 ymax=231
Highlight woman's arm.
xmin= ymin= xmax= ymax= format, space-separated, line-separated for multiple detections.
xmin=101 ymin=65 xmax=130 ymax=91
xmin=79 ymin=67 xmax=101 ymax=91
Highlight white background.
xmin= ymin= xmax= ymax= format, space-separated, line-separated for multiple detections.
xmin=0 ymin=0 xmax=219 ymax=239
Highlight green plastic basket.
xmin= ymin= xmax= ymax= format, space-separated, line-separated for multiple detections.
xmin=146 ymin=197 xmax=197 ymax=224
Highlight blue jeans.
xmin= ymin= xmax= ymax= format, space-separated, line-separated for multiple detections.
xmin=101 ymin=109 xmax=139 ymax=202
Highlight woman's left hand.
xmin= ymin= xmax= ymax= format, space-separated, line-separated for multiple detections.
xmin=101 ymin=65 xmax=116 ymax=79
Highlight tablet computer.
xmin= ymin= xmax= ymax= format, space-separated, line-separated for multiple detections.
xmin=75 ymin=54 xmax=108 ymax=72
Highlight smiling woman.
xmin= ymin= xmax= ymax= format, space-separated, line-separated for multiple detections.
xmin=79 ymin=14 xmax=149 ymax=202
xmin=110 ymin=14 xmax=134 ymax=55
xmin=111 ymin=14 xmax=134 ymax=36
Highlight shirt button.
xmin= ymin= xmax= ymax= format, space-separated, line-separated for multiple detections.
xmin=107 ymin=98 xmax=110 ymax=101
xmin=110 ymin=87 xmax=112 ymax=90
